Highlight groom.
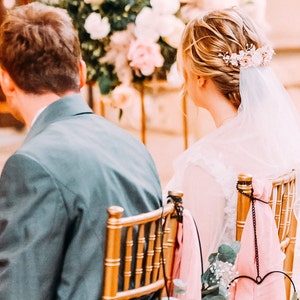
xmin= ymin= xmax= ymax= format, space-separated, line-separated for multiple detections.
xmin=0 ymin=2 xmax=162 ymax=299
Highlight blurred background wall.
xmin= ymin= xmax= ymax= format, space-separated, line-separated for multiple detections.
xmin=266 ymin=0 xmax=300 ymax=50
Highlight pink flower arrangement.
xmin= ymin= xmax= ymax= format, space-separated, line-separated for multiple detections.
xmin=127 ymin=39 xmax=164 ymax=77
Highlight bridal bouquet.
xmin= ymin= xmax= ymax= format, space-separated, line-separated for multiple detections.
xmin=202 ymin=242 xmax=240 ymax=299
xmin=168 ymin=242 xmax=240 ymax=299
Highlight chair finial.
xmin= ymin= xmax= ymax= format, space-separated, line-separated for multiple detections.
xmin=107 ymin=206 xmax=124 ymax=218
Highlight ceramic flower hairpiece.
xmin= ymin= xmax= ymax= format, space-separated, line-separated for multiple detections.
xmin=218 ymin=44 xmax=275 ymax=69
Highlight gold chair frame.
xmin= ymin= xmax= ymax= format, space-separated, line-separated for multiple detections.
xmin=236 ymin=170 xmax=298 ymax=299
xmin=102 ymin=200 xmax=180 ymax=299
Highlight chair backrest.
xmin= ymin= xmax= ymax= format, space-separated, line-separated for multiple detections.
xmin=236 ymin=170 xmax=298 ymax=300
xmin=101 ymin=195 xmax=181 ymax=300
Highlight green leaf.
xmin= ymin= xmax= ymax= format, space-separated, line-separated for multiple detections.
xmin=203 ymin=295 xmax=226 ymax=299
xmin=218 ymin=244 xmax=237 ymax=264
xmin=98 ymin=75 xmax=112 ymax=95
xmin=202 ymin=285 xmax=219 ymax=296
xmin=208 ymin=252 xmax=218 ymax=264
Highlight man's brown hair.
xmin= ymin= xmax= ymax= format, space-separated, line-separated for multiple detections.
xmin=0 ymin=2 xmax=82 ymax=95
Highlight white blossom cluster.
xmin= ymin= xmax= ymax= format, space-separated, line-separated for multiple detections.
xmin=219 ymin=44 xmax=274 ymax=69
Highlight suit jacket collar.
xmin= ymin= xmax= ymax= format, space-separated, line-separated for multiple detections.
xmin=24 ymin=93 xmax=93 ymax=143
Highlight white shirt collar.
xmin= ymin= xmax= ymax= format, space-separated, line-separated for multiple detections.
xmin=31 ymin=106 xmax=47 ymax=127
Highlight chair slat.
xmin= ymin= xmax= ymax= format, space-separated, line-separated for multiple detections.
xmin=135 ymin=225 xmax=145 ymax=288
xmin=161 ymin=214 xmax=178 ymax=291
xmin=123 ymin=227 xmax=133 ymax=291
xmin=274 ymin=182 xmax=283 ymax=228
xmin=152 ymin=220 xmax=163 ymax=282
xmin=278 ymin=183 xmax=289 ymax=241
xmin=144 ymin=221 xmax=156 ymax=285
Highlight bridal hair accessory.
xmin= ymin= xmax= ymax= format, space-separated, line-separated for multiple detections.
xmin=218 ymin=44 xmax=274 ymax=69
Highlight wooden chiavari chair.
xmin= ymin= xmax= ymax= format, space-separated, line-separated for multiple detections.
xmin=102 ymin=192 xmax=182 ymax=299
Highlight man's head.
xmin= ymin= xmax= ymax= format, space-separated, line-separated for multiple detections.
xmin=0 ymin=2 xmax=84 ymax=96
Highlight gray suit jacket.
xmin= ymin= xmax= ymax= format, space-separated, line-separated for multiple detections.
xmin=0 ymin=94 xmax=162 ymax=299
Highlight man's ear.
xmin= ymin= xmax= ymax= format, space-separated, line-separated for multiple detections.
xmin=0 ymin=68 xmax=16 ymax=96
xmin=79 ymin=60 xmax=87 ymax=89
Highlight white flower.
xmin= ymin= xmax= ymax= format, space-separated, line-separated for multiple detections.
xmin=229 ymin=53 xmax=239 ymax=67
xmin=162 ymin=15 xmax=186 ymax=48
xmin=135 ymin=2 xmax=183 ymax=48
xmin=251 ymin=50 xmax=264 ymax=67
xmin=151 ymin=0 xmax=180 ymax=15
xmin=135 ymin=7 xmax=160 ymax=42
xmin=214 ymin=260 xmax=235 ymax=297
xmin=167 ymin=63 xmax=183 ymax=87
xmin=179 ymin=3 xmax=205 ymax=23
xmin=256 ymin=45 xmax=274 ymax=66
xmin=84 ymin=12 xmax=110 ymax=40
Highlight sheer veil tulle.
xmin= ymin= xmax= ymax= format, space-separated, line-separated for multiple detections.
xmin=164 ymin=63 xmax=300 ymax=290
xmin=238 ymin=66 xmax=300 ymax=215
xmin=240 ymin=66 xmax=300 ymax=167
xmin=165 ymin=64 xmax=300 ymax=248
xmin=202 ymin=65 xmax=300 ymax=213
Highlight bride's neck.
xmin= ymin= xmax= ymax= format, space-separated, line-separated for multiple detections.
xmin=208 ymin=98 xmax=238 ymax=128
xmin=197 ymin=78 xmax=238 ymax=128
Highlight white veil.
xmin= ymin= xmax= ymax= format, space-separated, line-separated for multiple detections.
xmin=165 ymin=60 xmax=300 ymax=289
xmin=238 ymin=66 xmax=300 ymax=178
xmin=220 ymin=65 xmax=300 ymax=217
xmin=175 ymin=65 xmax=300 ymax=188
xmin=167 ymin=63 xmax=300 ymax=251
xmin=236 ymin=66 xmax=300 ymax=216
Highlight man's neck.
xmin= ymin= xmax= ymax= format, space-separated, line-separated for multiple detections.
xmin=20 ymin=91 xmax=76 ymax=128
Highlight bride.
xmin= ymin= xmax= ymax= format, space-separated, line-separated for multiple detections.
xmin=165 ymin=6 xmax=300 ymax=298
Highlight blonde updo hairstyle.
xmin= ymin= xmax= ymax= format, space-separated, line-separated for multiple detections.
xmin=178 ymin=7 xmax=267 ymax=109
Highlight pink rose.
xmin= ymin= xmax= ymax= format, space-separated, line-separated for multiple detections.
xmin=127 ymin=39 xmax=164 ymax=76
xmin=111 ymin=84 xmax=139 ymax=109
